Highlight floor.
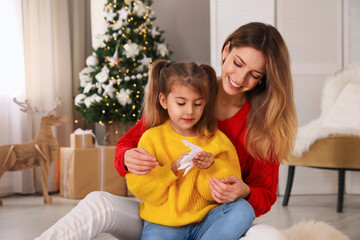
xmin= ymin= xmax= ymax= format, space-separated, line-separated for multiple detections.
xmin=0 ymin=193 xmax=359 ymax=240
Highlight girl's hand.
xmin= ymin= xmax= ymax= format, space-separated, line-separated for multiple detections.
xmin=124 ymin=148 xmax=158 ymax=175
xmin=193 ymin=151 xmax=214 ymax=169
xmin=172 ymin=152 xmax=189 ymax=174
xmin=209 ymin=176 xmax=251 ymax=203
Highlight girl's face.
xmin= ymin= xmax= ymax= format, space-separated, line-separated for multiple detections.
xmin=159 ymin=84 xmax=205 ymax=137
xmin=221 ymin=44 xmax=266 ymax=96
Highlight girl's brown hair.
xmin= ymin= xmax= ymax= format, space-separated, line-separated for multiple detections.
xmin=143 ymin=60 xmax=218 ymax=140
xmin=221 ymin=22 xmax=298 ymax=162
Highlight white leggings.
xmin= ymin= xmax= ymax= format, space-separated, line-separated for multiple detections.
xmin=35 ymin=191 xmax=286 ymax=240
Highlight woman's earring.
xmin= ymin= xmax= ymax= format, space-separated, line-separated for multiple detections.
xmin=258 ymin=80 xmax=262 ymax=85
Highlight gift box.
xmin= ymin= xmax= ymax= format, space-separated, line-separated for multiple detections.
xmin=70 ymin=128 xmax=96 ymax=148
xmin=60 ymin=146 xmax=127 ymax=199
xmin=70 ymin=134 xmax=93 ymax=148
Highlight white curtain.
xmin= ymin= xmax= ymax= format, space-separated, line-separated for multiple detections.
xmin=0 ymin=0 xmax=91 ymax=195
xmin=0 ymin=0 xmax=32 ymax=195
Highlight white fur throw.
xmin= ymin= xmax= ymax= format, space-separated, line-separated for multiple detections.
xmin=240 ymin=221 xmax=349 ymax=240
xmin=293 ymin=66 xmax=360 ymax=156
xmin=282 ymin=220 xmax=350 ymax=240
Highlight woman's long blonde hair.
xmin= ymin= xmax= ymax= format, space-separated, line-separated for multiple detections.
xmin=222 ymin=22 xmax=298 ymax=162
xmin=143 ymin=60 xmax=218 ymax=140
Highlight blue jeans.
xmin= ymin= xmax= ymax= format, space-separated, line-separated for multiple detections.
xmin=141 ymin=198 xmax=255 ymax=240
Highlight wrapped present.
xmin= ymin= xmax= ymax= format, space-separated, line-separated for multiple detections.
xmin=70 ymin=128 xmax=96 ymax=148
xmin=60 ymin=146 xmax=127 ymax=199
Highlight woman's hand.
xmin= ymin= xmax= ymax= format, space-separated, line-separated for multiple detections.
xmin=124 ymin=148 xmax=158 ymax=175
xmin=209 ymin=176 xmax=250 ymax=203
xmin=193 ymin=151 xmax=214 ymax=169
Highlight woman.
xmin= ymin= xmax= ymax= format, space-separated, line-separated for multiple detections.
xmin=36 ymin=22 xmax=297 ymax=240
xmin=116 ymin=21 xmax=296 ymax=216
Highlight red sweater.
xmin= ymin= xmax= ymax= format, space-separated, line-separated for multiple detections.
xmin=114 ymin=101 xmax=279 ymax=217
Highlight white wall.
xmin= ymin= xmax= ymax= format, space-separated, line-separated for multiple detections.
xmin=152 ymin=0 xmax=210 ymax=63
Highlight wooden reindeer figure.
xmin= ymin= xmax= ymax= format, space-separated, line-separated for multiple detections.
xmin=0 ymin=98 xmax=66 ymax=206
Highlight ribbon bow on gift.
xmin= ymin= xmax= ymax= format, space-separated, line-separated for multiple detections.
xmin=73 ymin=128 xmax=99 ymax=147
xmin=177 ymin=140 xmax=203 ymax=176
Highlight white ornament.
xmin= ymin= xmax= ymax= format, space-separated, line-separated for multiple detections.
xmin=106 ymin=44 xmax=120 ymax=66
xmin=75 ymin=94 xmax=86 ymax=105
xmin=86 ymin=55 xmax=99 ymax=67
xmin=97 ymin=85 xmax=103 ymax=95
xmin=156 ymin=43 xmax=169 ymax=57
xmin=124 ymin=76 xmax=130 ymax=81
xmin=136 ymin=73 xmax=143 ymax=79
xmin=80 ymin=76 xmax=92 ymax=87
xmin=105 ymin=11 xmax=117 ymax=22
xmin=102 ymin=65 xmax=110 ymax=74
xmin=112 ymin=20 xmax=123 ymax=31
xmin=84 ymin=94 xmax=101 ymax=108
xmin=95 ymin=66 xmax=109 ymax=83
xmin=93 ymin=36 xmax=104 ymax=49
xmin=151 ymin=26 xmax=160 ymax=38
xmin=117 ymin=8 xmax=130 ymax=22
xmin=139 ymin=54 xmax=152 ymax=67
xmin=123 ymin=42 xmax=141 ymax=58
xmin=83 ymin=83 xmax=93 ymax=93
xmin=102 ymin=82 xmax=117 ymax=98
xmin=133 ymin=1 xmax=147 ymax=17
xmin=79 ymin=67 xmax=93 ymax=86
xmin=116 ymin=88 xmax=132 ymax=106
xmin=131 ymin=75 xmax=136 ymax=80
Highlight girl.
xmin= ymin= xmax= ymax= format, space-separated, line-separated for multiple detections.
xmin=127 ymin=60 xmax=254 ymax=239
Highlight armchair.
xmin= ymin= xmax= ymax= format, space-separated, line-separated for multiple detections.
xmin=282 ymin=66 xmax=360 ymax=212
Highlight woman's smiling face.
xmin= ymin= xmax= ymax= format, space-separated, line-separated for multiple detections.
xmin=221 ymin=44 xmax=266 ymax=95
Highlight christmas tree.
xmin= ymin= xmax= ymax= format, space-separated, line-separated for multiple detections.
xmin=75 ymin=0 xmax=171 ymax=126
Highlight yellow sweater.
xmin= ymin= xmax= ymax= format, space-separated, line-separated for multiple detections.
xmin=126 ymin=120 xmax=241 ymax=226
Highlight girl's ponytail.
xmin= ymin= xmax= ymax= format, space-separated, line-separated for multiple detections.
xmin=143 ymin=59 xmax=169 ymax=129
xmin=199 ymin=64 xmax=218 ymax=139
xmin=199 ymin=64 xmax=217 ymax=102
